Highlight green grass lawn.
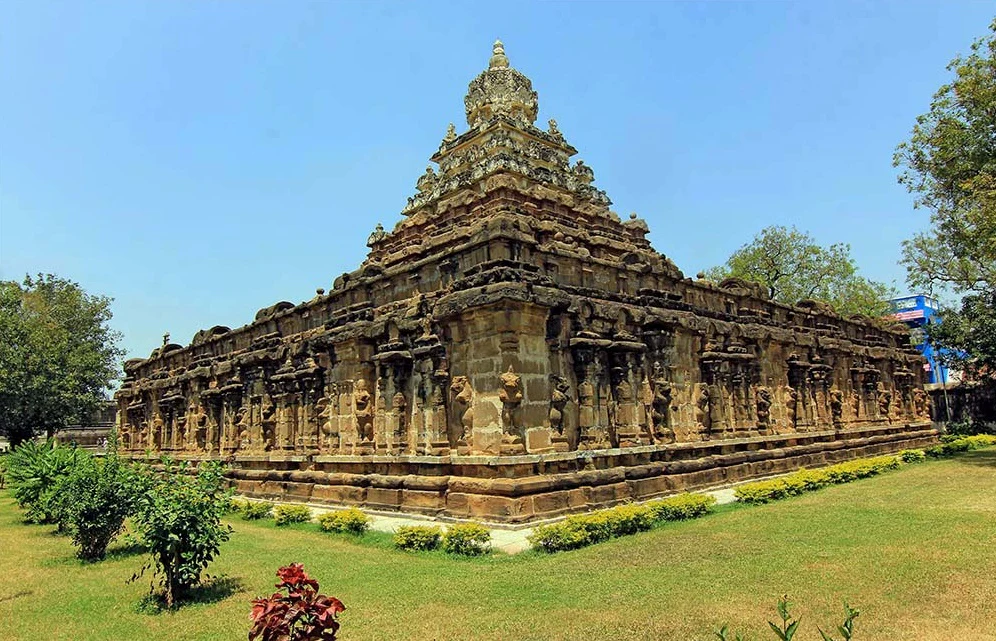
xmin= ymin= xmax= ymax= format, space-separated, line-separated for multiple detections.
xmin=2 ymin=451 xmax=996 ymax=641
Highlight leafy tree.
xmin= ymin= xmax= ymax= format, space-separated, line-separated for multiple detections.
xmin=0 ymin=274 xmax=124 ymax=446
xmin=894 ymin=20 xmax=996 ymax=379
xmin=704 ymin=226 xmax=896 ymax=317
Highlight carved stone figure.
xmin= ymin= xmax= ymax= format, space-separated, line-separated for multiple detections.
xmin=650 ymin=363 xmax=674 ymax=442
xmin=784 ymin=386 xmax=799 ymax=431
xmin=830 ymin=389 xmax=844 ymax=428
xmin=261 ymin=401 xmax=277 ymax=451
xmin=354 ymin=379 xmax=374 ymax=442
xmin=449 ymin=376 xmax=474 ymax=442
xmin=393 ymin=391 xmax=407 ymax=439
xmin=877 ymin=383 xmax=892 ymax=423
xmin=549 ymin=375 xmax=570 ymax=435
xmin=577 ymin=377 xmax=595 ymax=420
xmin=234 ymin=407 xmax=250 ymax=450
xmin=498 ymin=366 xmax=523 ymax=434
xmin=695 ymin=384 xmax=711 ymax=434
xmin=913 ymin=388 xmax=931 ymax=421
xmin=755 ymin=386 xmax=772 ymax=431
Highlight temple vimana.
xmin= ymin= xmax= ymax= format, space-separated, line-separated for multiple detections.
xmin=116 ymin=42 xmax=936 ymax=523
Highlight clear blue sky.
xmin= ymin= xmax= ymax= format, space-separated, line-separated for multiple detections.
xmin=1 ymin=1 xmax=992 ymax=360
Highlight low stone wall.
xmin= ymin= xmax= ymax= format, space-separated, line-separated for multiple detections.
xmin=136 ymin=422 xmax=936 ymax=524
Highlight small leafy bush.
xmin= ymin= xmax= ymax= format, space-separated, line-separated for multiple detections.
xmin=250 ymin=563 xmax=345 ymax=641
xmin=240 ymin=500 xmax=274 ymax=521
xmin=530 ymin=493 xmax=716 ymax=553
xmin=441 ymin=522 xmax=491 ymax=556
xmin=899 ymin=449 xmax=927 ymax=463
xmin=274 ymin=504 xmax=313 ymax=526
xmin=393 ymin=524 xmax=443 ymax=551
xmin=5 ymin=440 xmax=89 ymax=525
xmin=317 ymin=508 xmax=369 ymax=535
xmin=131 ymin=460 xmax=233 ymax=607
xmin=735 ymin=456 xmax=903 ymax=505
xmin=62 ymin=453 xmax=140 ymax=561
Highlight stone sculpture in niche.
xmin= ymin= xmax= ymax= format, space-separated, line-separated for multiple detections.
xmin=449 ymin=376 xmax=474 ymax=444
xmin=755 ymin=386 xmax=772 ymax=432
xmin=499 ymin=366 xmax=523 ymax=436
xmin=783 ymin=386 xmax=799 ymax=432
xmin=548 ymin=375 xmax=570 ymax=435
xmin=650 ymin=362 xmax=674 ymax=443
xmin=877 ymin=383 xmax=892 ymax=424
xmin=830 ymin=389 xmax=844 ymax=428
xmin=353 ymin=379 xmax=374 ymax=442
xmin=694 ymin=384 xmax=711 ymax=435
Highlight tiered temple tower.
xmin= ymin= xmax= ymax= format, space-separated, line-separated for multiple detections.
xmin=115 ymin=42 xmax=936 ymax=522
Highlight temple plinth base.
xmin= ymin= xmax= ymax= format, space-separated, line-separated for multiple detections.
xmin=128 ymin=422 xmax=939 ymax=524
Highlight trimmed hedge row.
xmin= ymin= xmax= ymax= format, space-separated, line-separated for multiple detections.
xmin=734 ymin=455 xmax=905 ymax=505
xmin=927 ymin=434 xmax=996 ymax=457
xmin=528 ymin=493 xmax=716 ymax=553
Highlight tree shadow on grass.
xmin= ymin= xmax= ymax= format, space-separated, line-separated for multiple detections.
xmin=103 ymin=540 xmax=147 ymax=561
xmin=948 ymin=448 xmax=996 ymax=468
xmin=135 ymin=575 xmax=245 ymax=615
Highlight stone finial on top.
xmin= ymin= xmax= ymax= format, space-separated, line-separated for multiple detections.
xmin=465 ymin=38 xmax=539 ymax=128
xmin=489 ymin=39 xmax=509 ymax=69
xmin=444 ymin=122 xmax=457 ymax=143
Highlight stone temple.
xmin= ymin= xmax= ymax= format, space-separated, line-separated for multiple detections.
xmin=115 ymin=41 xmax=936 ymax=523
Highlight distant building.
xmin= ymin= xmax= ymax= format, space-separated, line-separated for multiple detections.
xmin=888 ymin=295 xmax=954 ymax=384
xmin=52 ymin=401 xmax=117 ymax=451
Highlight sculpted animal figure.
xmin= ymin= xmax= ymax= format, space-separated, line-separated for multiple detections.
xmin=449 ymin=376 xmax=474 ymax=442
xmin=499 ymin=366 xmax=523 ymax=434
xmin=549 ymin=376 xmax=571 ymax=435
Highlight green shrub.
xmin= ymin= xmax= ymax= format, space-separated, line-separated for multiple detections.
xmin=646 ymin=493 xmax=717 ymax=521
xmin=62 ymin=453 xmax=140 ymax=561
xmin=240 ymin=500 xmax=274 ymax=521
xmin=317 ymin=508 xmax=370 ymax=534
xmin=273 ymin=504 xmax=312 ymax=526
xmin=441 ymin=522 xmax=491 ymax=556
xmin=393 ymin=524 xmax=443 ymax=551
xmin=900 ymin=449 xmax=927 ymax=463
xmin=131 ymin=460 xmax=233 ymax=608
xmin=735 ymin=456 xmax=903 ymax=505
xmin=4 ymin=440 xmax=89 ymax=526
xmin=927 ymin=434 xmax=996 ymax=457
xmin=530 ymin=493 xmax=717 ymax=552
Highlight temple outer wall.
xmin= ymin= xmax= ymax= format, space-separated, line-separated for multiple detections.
xmin=148 ymin=422 xmax=933 ymax=524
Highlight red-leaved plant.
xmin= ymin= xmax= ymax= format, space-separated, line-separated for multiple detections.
xmin=249 ymin=563 xmax=346 ymax=641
